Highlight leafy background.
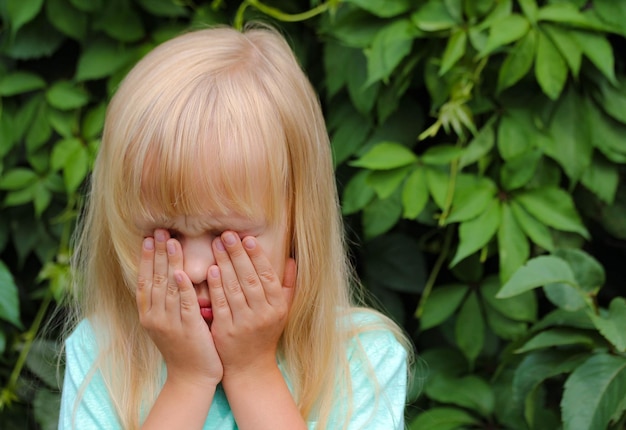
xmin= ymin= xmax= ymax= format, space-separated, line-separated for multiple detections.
xmin=1 ymin=0 xmax=626 ymax=429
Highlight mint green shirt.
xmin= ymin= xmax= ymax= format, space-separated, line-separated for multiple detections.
xmin=59 ymin=313 xmax=407 ymax=429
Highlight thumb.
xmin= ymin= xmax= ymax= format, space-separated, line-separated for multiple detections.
xmin=282 ymin=258 xmax=297 ymax=304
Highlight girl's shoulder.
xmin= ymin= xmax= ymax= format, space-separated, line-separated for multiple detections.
xmin=343 ymin=307 xmax=409 ymax=363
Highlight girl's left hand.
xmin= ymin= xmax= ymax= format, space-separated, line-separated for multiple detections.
xmin=208 ymin=231 xmax=296 ymax=377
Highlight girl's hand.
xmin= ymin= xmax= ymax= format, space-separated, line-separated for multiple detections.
xmin=136 ymin=229 xmax=223 ymax=388
xmin=208 ymin=231 xmax=296 ymax=377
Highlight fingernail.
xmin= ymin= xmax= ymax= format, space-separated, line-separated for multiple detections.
xmin=144 ymin=238 xmax=154 ymax=250
xmin=215 ymin=239 xmax=225 ymax=251
xmin=209 ymin=266 xmax=219 ymax=278
xmin=175 ymin=272 xmax=183 ymax=283
xmin=243 ymin=237 xmax=255 ymax=250
xmin=167 ymin=241 xmax=175 ymax=255
xmin=223 ymin=232 xmax=236 ymax=246
xmin=155 ymin=230 xmax=166 ymax=242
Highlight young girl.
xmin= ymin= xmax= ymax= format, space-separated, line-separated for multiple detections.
xmin=59 ymin=25 xmax=410 ymax=430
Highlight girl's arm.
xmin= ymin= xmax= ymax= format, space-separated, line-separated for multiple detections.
xmin=138 ymin=230 xmax=223 ymax=429
xmin=208 ymin=233 xmax=306 ymax=430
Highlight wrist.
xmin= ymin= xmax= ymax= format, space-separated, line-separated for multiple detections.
xmin=165 ymin=370 xmax=221 ymax=392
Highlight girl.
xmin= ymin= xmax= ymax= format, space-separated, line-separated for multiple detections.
xmin=59 ymin=25 xmax=410 ymax=429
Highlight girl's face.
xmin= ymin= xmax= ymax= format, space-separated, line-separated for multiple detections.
xmin=135 ymin=205 xmax=290 ymax=322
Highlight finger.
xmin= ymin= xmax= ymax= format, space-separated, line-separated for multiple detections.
xmin=164 ymin=239 xmax=183 ymax=315
xmin=137 ymin=237 xmax=155 ymax=314
xmin=213 ymin=236 xmax=248 ymax=310
xmin=173 ymin=269 xmax=201 ymax=323
xmin=282 ymin=258 xmax=297 ymax=306
xmin=151 ymin=229 xmax=170 ymax=313
xmin=221 ymin=231 xmax=266 ymax=308
xmin=241 ymin=236 xmax=283 ymax=306
xmin=207 ymin=264 xmax=231 ymax=322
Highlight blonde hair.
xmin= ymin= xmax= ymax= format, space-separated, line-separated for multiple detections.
xmin=67 ymin=25 xmax=410 ymax=429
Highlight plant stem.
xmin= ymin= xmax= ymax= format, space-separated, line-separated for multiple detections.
xmin=415 ymin=226 xmax=454 ymax=318
xmin=234 ymin=0 xmax=332 ymax=30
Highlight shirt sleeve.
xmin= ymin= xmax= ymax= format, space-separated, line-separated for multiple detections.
xmin=58 ymin=320 xmax=121 ymax=430
xmin=345 ymin=316 xmax=408 ymax=430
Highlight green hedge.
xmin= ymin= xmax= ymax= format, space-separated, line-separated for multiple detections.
xmin=1 ymin=0 xmax=625 ymax=429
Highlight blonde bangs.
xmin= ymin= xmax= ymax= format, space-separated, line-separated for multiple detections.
xmin=108 ymin=52 xmax=290 ymax=232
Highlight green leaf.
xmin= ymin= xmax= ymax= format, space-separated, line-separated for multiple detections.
xmin=592 ymin=77 xmax=626 ymax=125
xmin=75 ymin=40 xmax=136 ymax=81
xmin=484 ymin=304 xmax=529 ymax=340
xmin=350 ymin=142 xmax=417 ymax=170
xmin=408 ymin=407 xmax=480 ymax=430
xmin=515 ymin=187 xmax=589 ymax=239
xmin=411 ymin=0 xmax=459 ymax=31
xmin=346 ymin=49 xmax=379 ymax=115
xmin=93 ymin=0 xmax=145 ymax=42
xmin=440 ymin=29 xmax=467 ymax=75
xmin=552 ymin=249 xmax=604 ymax=294
xmin=4 ymin=15 xmax=65 ymax=60
xmin=0 ymin=72 xmax=46 ymax=96
xmin=135 ymin=0 xmax=188 ymax=17
xmin=34 ymin=389 xmax=61 ymax=430
xmin=509 ymin=199 xmax=554 ymax=251
xmin=447 ymin=176 xmax=497 ymax=224
xmin=497 ymin=108 xmax=534 ymax=160
xmin=365 ymin=19 xmax=416 ymax=85
xmin=70 ymin=0 xmax=102 ymax=11
xmin=587 ymin=100 xmax=626 ymax=164
xmin=329 ymin=102 xmax=371 ymax=166
xmin=401 ymin=167 xmax=429 ymax=219
xmin=482 ymin=276 xmax=536 ymax=322
xmin=33 ymin=181 xmax=52 ymax=217
xmin=541 ymin=24 xmax=582 ymax=78
xmin=64 ymin=144 xmax=90 ymax=193
xmin=498 ymin=203 xmax=530 ymax=283
xmin=420 ymin=283 xmax=468 ymax=330
xmin=46 ymin=81 xmax=89 ymax=110
xmin=455 ymin=292 xmax=485 ymax=365
xmin=425 ymin=167 xmax=450 ymax=210
xmin=367 ymin=167 xmax=411 ymax=199
xmin=570 ymin=30 xmax=616 ymax=85
xmin=515 ymin=328 xmax=595 ymax=354
xmin=500 ymin=149 xmax=542 ymax=191
xmin=512 ymin=350 xmax=588 ymax=427
xmin=81 ymin=102 xmax=106 ymax=140
xmin=562 ymin=354 xmax=626 ymax=430
xmin=345 ymin=0 xmax=411 ymax=18
xmin=362 ymin=193 xmax=402 ymax=239
xmin=7 ymin=0 xmax=44 ymax=35
xmin=0 ymin=168 xmax=38 ymax=190
xmin=497 ymin=29 xmax=537 ymax=92
xmin=0 ymin=261 xmax=21 ymax=327
xmin=25 ymin=100 xmax=51 ymax=152
xmin=496 ymin=255 xmax=576 ymax=298
xmin=589 ymin=298 xmax=626 ymax=352
xmin=481 ymin=14 xmax=530 ymax=56
xmin=581 ymin=156 xmax=620 ymax=205
xmin=364 ymin=233 xmax=426 ymax=294
xmin=450 ymin=199 xmax=500 ymax=267
xmin=543 ymin=282 xmax=588 ymax=312
xmin=45 ymin=0 xmax=87 ymax=40
xmin=426 ymin=374 xmax=495 ymax=417
xmin=537 ymin=3 xmax=591 ymax=28
xmin=342 ymin=170 xmax=375 ymax=215
xmin=421 ymin=145 xmax=463 ymax=165
xmin=518 ymin=0 xmax=538 ymax=22
xmin=459 ymin=120 xmax=495 ymax=168
xmin=534 ymin=30 xmax=568 ymax=100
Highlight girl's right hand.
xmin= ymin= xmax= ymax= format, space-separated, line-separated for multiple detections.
xmin=136 ymin=229 xmax=223 ymax=388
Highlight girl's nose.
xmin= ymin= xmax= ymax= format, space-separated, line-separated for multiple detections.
xmin=181 ymin=236 xmax=215 ymax=285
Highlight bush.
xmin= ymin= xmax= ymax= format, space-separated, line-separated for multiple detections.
xmin=1 ymin=1 xmax=625 ymax=429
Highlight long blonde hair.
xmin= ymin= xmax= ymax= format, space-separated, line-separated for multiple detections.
xmin=68 ymin=25 xmax=410 ymax=429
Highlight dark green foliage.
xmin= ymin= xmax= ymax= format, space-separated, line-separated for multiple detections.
xmin=1 ymin=0 xmax=625 ymax=428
